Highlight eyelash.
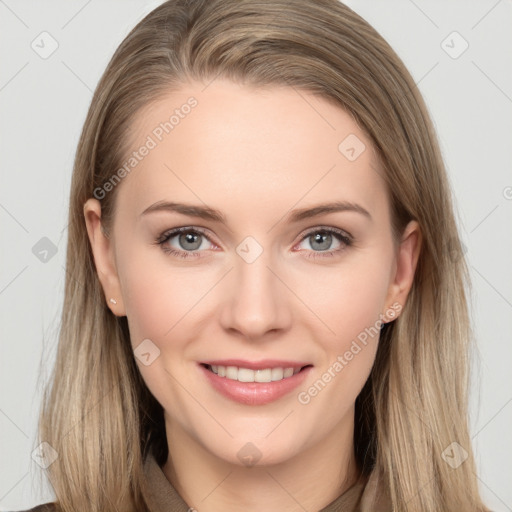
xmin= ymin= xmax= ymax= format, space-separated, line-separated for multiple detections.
xmin=154 ymin=226 xmax=353 ymax=260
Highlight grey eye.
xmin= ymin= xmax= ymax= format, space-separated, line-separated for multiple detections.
xmin=178 ymin=232 xmax=203 ymax=251
xmin=308 ymin=232 xmax=334 ymax=251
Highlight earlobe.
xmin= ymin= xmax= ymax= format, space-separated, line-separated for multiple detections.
xmin=384 ymin=220 xmax=422 ymax=320
xmin=83 ymin=198 xmax=126 ymax=316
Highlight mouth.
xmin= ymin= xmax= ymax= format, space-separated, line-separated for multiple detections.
xmin=199 ymin=361 xmax=313 ymax=405
xmin=200 ymin=363 xmax=313 ymax=383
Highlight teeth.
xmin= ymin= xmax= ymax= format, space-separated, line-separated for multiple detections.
xmin=271 ymin=368 xmax=283 ymax=381
xmin=226 ymin=366 xmax=238 ymax=379
xmin=208 ymin=365 xmax=302 ymax=382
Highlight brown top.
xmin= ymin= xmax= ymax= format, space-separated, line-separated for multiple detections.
xmin=17 ymin=453 xmax=392 ymax=511
xmin=139 ymin=453 xmax=393 ymax=512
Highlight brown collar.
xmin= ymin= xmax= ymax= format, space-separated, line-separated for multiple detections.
xmin=142 ymin=453 xmax=393 ymax=511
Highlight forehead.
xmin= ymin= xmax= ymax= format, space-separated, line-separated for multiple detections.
xmin=115 ymin=79 xmax=388 ymax=222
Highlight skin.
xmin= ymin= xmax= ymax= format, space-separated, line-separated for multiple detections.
xmin=84 ymin=79 xmax=421 ymax=512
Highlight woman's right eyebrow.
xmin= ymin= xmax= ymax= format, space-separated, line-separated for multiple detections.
xmin=139 ymin=200 xmax=226 ymax=223
xmin=138 ymin=200 xmax=372 ymax=224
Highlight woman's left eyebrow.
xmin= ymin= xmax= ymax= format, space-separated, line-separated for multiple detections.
xmin=285 ymin=201 xmax=372 ymax=222
xmin=138 ymin=200 xmax=372 ymax=224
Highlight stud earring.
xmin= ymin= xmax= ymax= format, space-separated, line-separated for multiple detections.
xmin=109 ymin=298 xmax=117 ymax=305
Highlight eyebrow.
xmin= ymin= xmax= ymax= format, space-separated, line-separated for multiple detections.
xmin=139 ymin=200 xmax=371 ymax=223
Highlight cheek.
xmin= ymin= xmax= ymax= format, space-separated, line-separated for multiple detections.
xmin=304 ymin=255 xmax=393 ymax=343
xmin=117 ymin=251 xmax=199 ymax=405
xmin=294 ymin=261 xmax=388 ymax=422
xmin=116 ymin=244 xmax=197 ymax=347
xmin=293 ymin=250 xmax=393 ymax=406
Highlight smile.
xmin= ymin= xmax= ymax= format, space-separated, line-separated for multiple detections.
xmin=199 ymin=361 xmax=313 ymax=405
xmin=206 ymin=364 xmax=304 ymax=382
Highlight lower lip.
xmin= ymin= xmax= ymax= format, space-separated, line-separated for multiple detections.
xmin=199 ymin=364 xmax=313 ymax=406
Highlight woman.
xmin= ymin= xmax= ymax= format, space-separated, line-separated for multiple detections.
xmin=21 ymin=0 xmax=489 ymax=510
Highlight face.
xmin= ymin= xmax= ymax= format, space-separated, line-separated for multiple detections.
xmin=85 ymin=79 xmax=419 ymax=468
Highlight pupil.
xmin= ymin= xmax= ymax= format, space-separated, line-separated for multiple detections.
xmin=180 ymin=232 xmax=202 ymax=250
xmin=311 ymin=232 xmax=331 ymax=251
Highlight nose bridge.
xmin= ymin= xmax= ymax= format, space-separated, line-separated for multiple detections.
xmin=219 ymin=236 xmax=290 ymax=338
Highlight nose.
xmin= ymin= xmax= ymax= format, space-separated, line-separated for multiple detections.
xmin=218 ymin=247 xmax=292 ymax=341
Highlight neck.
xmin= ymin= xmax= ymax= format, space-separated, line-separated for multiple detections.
xmin=162 ymin=410 xmax=361 ymax=512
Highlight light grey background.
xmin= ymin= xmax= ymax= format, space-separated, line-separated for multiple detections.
xmin=1 ymin=0 xmax=511 ymax=510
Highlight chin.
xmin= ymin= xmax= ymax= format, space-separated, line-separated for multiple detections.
xmin=212 ymin=434 xmax=306 ymax=468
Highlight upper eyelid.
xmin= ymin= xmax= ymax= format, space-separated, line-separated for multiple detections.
xmin=156 ymin=226 xmax=218 ymax=250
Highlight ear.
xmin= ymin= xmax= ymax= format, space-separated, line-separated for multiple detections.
xmin=383 ymin=220 xmax=422 ymax=321
xmin=83 ymin=198 xmax=126 ymax=316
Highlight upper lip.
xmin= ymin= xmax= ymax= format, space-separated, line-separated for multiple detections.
xmin=200 ymin=359 xmax=312 ymax=371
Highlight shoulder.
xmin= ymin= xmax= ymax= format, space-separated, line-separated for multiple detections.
xmin=11 ymin=503 xmax=57 ymax=512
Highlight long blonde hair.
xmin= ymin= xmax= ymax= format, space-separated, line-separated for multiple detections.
xmin=39 ymin=0 xmax=489 ymax=510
